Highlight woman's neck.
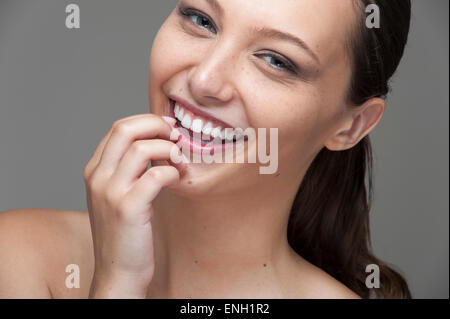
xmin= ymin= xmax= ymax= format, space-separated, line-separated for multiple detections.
xmin=146 ymin=184 xmax=300 ymax=298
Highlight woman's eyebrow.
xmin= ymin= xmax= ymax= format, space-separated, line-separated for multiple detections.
xmin=204 ymin=0 xmax=224 ymax=17
xmin=204 ymin=0 xmax=320 ymax=66
xmin=250 ymin=27 xmax=321 ymax=66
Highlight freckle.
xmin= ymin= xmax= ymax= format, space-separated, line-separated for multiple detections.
xmin=194 ymin=260 xmax=198 ymax=264
xmin=188 ymin=180 xmax=192 ymax=184
xmin=263 ymin=263 xmax=267 ymax=267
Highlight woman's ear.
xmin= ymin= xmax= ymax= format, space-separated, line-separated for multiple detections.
xmin=324 ymin=97 xmax=386 ymax=151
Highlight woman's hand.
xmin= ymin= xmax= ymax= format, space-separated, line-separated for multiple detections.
xmin=83 ymin=114 xmax=180 ymax=298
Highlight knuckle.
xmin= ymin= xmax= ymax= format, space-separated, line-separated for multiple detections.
xmin=115 ymin=199 xmax=131 ymax=218
xmin=148 ymin=114 xmax=165 ymax=127
xmin=130 ymin=140 xmax=148 ymax=156
xmin=111 ymin=119 xmax=123 ymax=130
xmin=110 ymin=121 xmax=120 ymax=134
xmin=83 ymin=164 xmax=91 ymax=181
xmin=112 ymin=121 xmax=132 ymax=136
xmin=88 ymin=172 xmax=104 ymax=194
xmin=148 ymin=167 xmax=165 ymax=184
xmin=104 ymin=185 xmax=120 ymax=206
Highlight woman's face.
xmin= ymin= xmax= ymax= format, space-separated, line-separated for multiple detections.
xmin=149 ymin=0 xmax=357 ymax=197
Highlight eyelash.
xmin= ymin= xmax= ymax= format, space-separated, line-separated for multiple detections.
xmin=178 ymin=6 xmax=299 ymax=76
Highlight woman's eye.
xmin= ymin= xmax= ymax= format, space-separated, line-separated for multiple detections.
xmin=179 ymin=7 xmax=216 ymax=33
xmin=178 ymin=6 xmax=298 ymax=77
xmin=258 ymin=54 xmax=297 ymax=75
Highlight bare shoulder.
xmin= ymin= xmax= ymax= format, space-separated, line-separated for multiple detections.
xmin=301 ymin=264 xmax=362 ymax=299
xmin=285 ymin=250 xmax=362 ymax=299
xmin=0 ymin=208 xmax=94 ymax=298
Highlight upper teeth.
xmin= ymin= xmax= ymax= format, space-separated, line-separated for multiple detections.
xmin=174 ymin=102 xmax=243 ymax=141
xmin=191 ymin=119 xmax=203 ymax=133
xmin=181 ymin=113 xmax=192 ymax=129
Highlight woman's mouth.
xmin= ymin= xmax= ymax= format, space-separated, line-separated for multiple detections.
xmin=168 ymin=98 xmax=248 ymax=154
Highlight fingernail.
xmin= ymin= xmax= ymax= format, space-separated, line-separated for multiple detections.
xmin=162 ymin=116 xmax=177 ymax=126
xmin=170 ymin=128 xmax=181 ymax=141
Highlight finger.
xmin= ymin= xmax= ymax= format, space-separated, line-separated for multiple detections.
xmin=123 ymin=165 xmax=180 ymax=211
xmin=110 ymin=139 xmax=181 ymax=190
xmin=97 ymin=115 xmax=177 ymax=174
xmin=84 ymin=113 xmax=150 ymax=179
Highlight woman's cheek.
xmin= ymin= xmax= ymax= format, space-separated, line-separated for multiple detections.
xmin=277 ymin=106 xmax=324 ymax=161
xmin=151 ymin=18 xmax=199 ymax=76
xmin=151 ymin=34 xmax=183 ymax=80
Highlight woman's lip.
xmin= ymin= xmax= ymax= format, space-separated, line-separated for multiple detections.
xmin=173 ymin=121 xmax=248 ymax=155
xmin=169 ymin=100 xmax=248 ymax=141
xmin=168 ymin=94 xmax=236 ymax=129
xmin=168 ymin=101 xmax=248 ymax=155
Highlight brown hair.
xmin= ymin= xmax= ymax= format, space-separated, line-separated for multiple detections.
xmin=287 ymin=0 xmax=412 ymax=298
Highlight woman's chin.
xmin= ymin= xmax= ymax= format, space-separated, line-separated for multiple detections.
xmin=151 ymin=157 xmax=262 ymax=199
xmin=151 ymin=159 xmax=230 ymax=197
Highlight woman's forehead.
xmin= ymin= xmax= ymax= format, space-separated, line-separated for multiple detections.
xmin=212 ymin=0 xmax=356 ymax=64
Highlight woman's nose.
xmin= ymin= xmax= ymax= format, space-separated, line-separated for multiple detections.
xmin=187 ymin=44 xmax=237 ymax=105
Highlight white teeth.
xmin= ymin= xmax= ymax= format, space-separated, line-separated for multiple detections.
xmin=176 ymin=105 xmax=184 ymax=121
xmin=225 ymin=128 xmax=235 ymax=141
xmin=211 ymin=126 xmax=222 ymax=139
xmin=233 ymin=128 xmax=245 ymax=141
xmin=220 ymin=128 xmax=226 ymax=140
xmin=174 ymin=103 xmax=180 ymax=118
xmin=181 ymin=114 xmax=192 ymax=129
xmin=202 ymin=122 xmax=213 ymax=135
xmin=172 ymin=102 xmax=242 ymax=142
xmin=191 ymin=119 xmax=203 ymax=133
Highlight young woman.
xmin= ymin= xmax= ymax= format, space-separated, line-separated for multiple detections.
xmin=0 ymin=0 xmax=412 ymax=298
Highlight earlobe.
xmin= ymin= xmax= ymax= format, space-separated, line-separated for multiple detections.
xmin=325 ymin=98 xmax=385 ymax=151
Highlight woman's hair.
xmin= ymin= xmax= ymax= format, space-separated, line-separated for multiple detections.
xmin=287 ymin=0 xmax=412 ymax=298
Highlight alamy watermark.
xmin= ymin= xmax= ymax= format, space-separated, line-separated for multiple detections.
xmin=66 ymin=4 xmax=80 ymax=29
xmin=65 ymin=264 xmax=80 ymax=289
xmin=365 ymin=4 xmax=380 ymax=29
xmin=169 ymin=126 xmax=279 ymax=175
xmin=365 ymin=264 xmax=380 ymax=289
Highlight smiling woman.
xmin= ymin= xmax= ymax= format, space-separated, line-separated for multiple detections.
xmin=0 ymin=0 xmax=412 ymax=299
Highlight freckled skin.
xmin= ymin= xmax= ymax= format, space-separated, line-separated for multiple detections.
xmin=149 ymin=0 xmax=361 ymax=199
xmin=0 ymin=0 xmax=386 ymax=299
xmin=145 ymin=0 xmax=379 ymax=299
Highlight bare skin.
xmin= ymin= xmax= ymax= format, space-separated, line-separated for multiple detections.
xmin=0 ymin=208 xmax=359 ymax=298
xmin=0 ymin=0 xmax=386 ymax=298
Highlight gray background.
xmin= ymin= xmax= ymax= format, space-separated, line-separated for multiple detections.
xmin=0 ymin=0 xmax=448 ymax=298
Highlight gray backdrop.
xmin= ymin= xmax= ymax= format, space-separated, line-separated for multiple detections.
xmin=0 ymin=0 xmax=448 ymax=298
